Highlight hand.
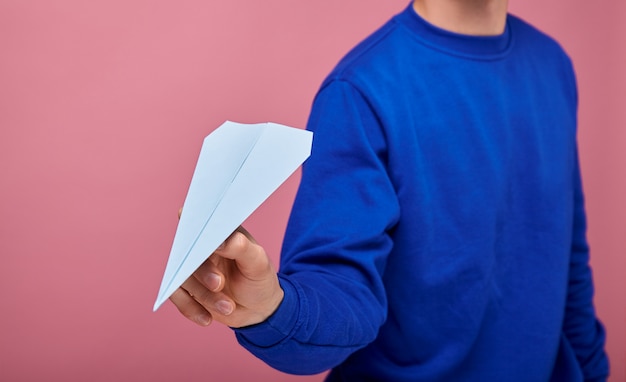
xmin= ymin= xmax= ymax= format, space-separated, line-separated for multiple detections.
xmin=169 ymin=224 xmax=284 ymax=328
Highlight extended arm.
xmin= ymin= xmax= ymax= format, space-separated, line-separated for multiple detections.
xmin=234 ymin=80 xmax=399 ymax=374
xmin=169 ymin=81 xmax=397 ymax=374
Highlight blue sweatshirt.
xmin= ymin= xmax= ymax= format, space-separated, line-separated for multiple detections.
xmin=235 ymin=4 xmax=609 ymax=381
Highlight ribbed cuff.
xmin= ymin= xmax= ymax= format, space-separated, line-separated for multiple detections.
xmin=234 ymin=275 xmax=300 ymax=347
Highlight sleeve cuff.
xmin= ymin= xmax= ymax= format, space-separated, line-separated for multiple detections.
xmin=233 ymin=274 xmax=301 ymax=348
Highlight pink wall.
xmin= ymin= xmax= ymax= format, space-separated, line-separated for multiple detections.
xmin=0 ymin=1 xmax=623 ymax=381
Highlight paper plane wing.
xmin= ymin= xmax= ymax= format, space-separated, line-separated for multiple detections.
xmin=153 ymin=121 xmax=313 ymax=311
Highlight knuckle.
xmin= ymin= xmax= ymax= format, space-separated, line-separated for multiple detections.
xmin=195 ymin=290 xmax=215 ymax=307
xmin=231 ymin=232 xmax=250 ymax=251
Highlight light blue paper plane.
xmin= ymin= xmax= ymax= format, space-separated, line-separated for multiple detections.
xmin=153 ymin=121 xmax=313 ymax=311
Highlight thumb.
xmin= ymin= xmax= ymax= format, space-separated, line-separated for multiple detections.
xmin=217 ymin=229 xmax=272 ymax=280
xmin=234 ymin=225 xmax=257 ymax=244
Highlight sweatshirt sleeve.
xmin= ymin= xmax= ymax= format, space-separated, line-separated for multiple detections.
xmin=563 ymin=152 xmax=610 ymax=381
xmin=233 ymin=80 xmax=400 ymax=375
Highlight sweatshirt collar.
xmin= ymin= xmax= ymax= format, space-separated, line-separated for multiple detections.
xmin=395 ymin=3 xmax=513 ymax=59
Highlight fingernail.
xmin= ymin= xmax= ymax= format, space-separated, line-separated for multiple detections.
xmin=196 ymin=313 xmax=211 ymax=326
xmin=204 ymin=273 xmax=221 ymax=291
xmin=216 ymin=300 xmax=233 ymax=316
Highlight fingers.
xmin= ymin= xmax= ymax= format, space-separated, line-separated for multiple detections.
xmin=193 ymin=290 xmax=235 ymax=317
xmin=183 ymin=274 xmax=236 ymax=317
xmin=194 ymin=254 xmax=227 ymax=292
xmin=169 ymin=224 xmax=278 ymax=328
xmin=173 ymin=272 xmax=236 ymax=323
xmin=169 ymin=287 xmax=212 ymax=326
xmin=187 ymin=266 xmax=235 ymax=315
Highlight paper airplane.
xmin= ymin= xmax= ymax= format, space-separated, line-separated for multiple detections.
xmin=153 ymin=121 xmax=313 ymax=311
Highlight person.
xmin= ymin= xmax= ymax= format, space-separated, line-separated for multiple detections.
xmin=169 ymin=0 xmax=610 ymax=380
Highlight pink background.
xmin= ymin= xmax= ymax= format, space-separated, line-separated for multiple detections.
xmin=0 ymin=0 xmax=623 ymax=381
